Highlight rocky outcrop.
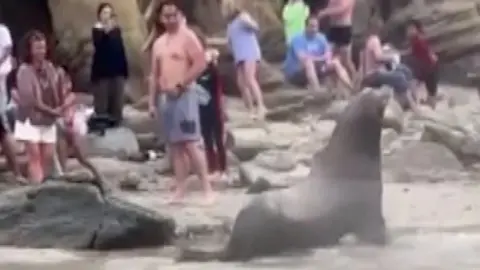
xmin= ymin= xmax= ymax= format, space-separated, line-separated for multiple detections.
xmin=3 ymin=0 xmax=480 ymax=104
xmin=0 ymin=182 xmax=175 ymax=249
xmin=82 ymin=127 xmax=140 ymax=158
xmin=384 ymin=0 xmax=480 ymax=61
xmin=416 ymin=103 xmax=480 ymax=164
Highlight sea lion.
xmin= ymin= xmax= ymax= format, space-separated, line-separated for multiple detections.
xmin=178 ymin=89 xmax=391 ymax=262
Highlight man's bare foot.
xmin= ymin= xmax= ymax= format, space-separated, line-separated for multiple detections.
xmin=209 ymin=172 xmax=221 ymax=182
xmin=256 ymin=106 xmax=267 ymax=120
xmin=167 ymin=188 xmax=186 ymax=205
xmin=168 ymin=181 xmax=177 ymax=191
xmin=200 ymin=191 xmax=217 ymax=206
xmin=219 ymin=172 xmax=229 ymax=182
xmin=16 ymin=176 xmax=29 ymax=185
xmin=249 ymin=111 xmax=258 ymax=120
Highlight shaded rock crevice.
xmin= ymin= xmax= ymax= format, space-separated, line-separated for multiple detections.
xmin=0 ymin=0 xmax=54 ymax=54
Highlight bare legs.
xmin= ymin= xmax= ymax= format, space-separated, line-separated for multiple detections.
xmin=301 ymin=57 xmax=353 ymax=97
xmin=56 ymin=135 xmax=68 ymax=173
xmin=25 ymin=142 xmax=41 ymax=183
xmin=236 ymin=61 xmax=267 ymax=119
xmin=328 ymin=58 xmax=354 ymax=97
xmin=25 ymin=142 xmax=55 ymax=184
xmin=40 ymin=143 xmax=55 ymax=180
xmin=301 ymin=59 xmax=322 ymax=91
xmin=169 ymin=141 xmax=215 ymax=205
xmin=1 ymin=134 xmax=20 ymax=177
xmin=236 ymin=67 xmax=254 ymax=116
xmin=336 ymin=46 xmax=356 ymax=80
xmin=169 ymin=144 xmax=189 ymax=202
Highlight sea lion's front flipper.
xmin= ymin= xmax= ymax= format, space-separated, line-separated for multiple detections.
xmin=352 ymin=215 xmax=389 ymax=246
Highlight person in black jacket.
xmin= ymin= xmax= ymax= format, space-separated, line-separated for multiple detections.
xmin=91 ymin=2 xmax=128 ymax=127
xmin=195 ymin=31 xmax=227 ymax=179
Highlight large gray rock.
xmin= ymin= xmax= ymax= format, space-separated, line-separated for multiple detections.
xmin=415 ymin=104 xmax=480 ymax=162
xmin=123 ymin=106 xmax=156 ymax=135
xmin=238 ymin=150 xmax=309 ymax=191
xmin=0 ymin=183 xmax=175 ymax=249
xmin=230 ymin=127 xmax=291 ymax=162
xmin=84 ymin=127 xmax=140 ymax=157
xmin=384 ymin=141 xmax=468 ymax=183
xmin=384 ymin=0 xmax=480 ymax=61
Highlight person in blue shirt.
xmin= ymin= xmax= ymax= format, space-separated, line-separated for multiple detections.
xmin=283 ymin=16 xmax=352 ymax=96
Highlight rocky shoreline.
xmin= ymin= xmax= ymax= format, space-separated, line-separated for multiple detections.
xmin=0 ymin=84 xmax=480 ymax=268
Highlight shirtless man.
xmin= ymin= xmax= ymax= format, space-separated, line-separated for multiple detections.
xmin=317 ymin=0 xmax=356 ymax=79
xmin=149 ymin=0 xmax=215 ymax=205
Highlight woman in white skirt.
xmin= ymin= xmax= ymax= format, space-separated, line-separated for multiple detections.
xmin=15 ymin=30 xmax=66 ymax=184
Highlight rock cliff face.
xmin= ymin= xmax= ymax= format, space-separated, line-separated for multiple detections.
xmin=0 ymin=0 xmax=147 ymax=101
xmin=384 ymin=0 xmax=480 ymax=61
xmin=1 ymin=0 xmax=480 ymax=102
xmin=48 ymin=0 xmax=147 ymax=100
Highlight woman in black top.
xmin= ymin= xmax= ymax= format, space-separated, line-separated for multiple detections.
xmin=195 ymin=32 xmax=227 ymax=177
xmin=91 ymin=2 xmax=128 ymax=127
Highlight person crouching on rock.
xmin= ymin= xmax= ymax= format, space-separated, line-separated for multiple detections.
xmin=405 ymin=19 xmax=439 ymax=109
xmin=148 ymin=1 xmax=215 ymax=205
xmin=283 ymin=16 xmax=353 ymax=97
xmin=359 ymin=17 xmax=418 ymax=112
xmin=14 ymin=30 xmax=66 ymax=184
xmin=194 ymin=29 xmax=228 ymax=182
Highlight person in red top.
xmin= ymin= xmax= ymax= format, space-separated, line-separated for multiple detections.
xmin=406 ymin=19 xmax=439 ymax=107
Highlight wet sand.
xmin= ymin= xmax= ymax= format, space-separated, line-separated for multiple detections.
xmin=1 ymin=181 xmax=480 ymax=269
xmin=1 ymin=232 xmax=480 ymax=270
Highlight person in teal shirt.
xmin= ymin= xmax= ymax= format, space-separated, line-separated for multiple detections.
xmin=282 ymin=0 xmax=310 ymax=43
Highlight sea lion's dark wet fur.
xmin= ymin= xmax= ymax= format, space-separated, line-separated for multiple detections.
xmin=177 ymin=89 xmax=390 ymax=262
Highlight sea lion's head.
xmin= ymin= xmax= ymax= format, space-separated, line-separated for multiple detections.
xmin=312 ymin=88 xmax=391 ymax=179
xmin=329 ymin=88 xmax=390 ymax=150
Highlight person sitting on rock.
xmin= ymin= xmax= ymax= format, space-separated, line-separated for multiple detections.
xmin=282 ymin=0 xmax=310 ymax=44
xmin=283 ymin=15 xmax=353 ymax=96
xmin=359 ymin=17 xmax=418 ymax=111
xmin=405 ymin=19 xmax=439 ymax=108
xmin=194 ymin=29 xmax=228 ymax=182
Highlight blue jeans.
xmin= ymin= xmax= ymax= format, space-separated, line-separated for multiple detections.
xmin=362 ymin=64 xmax=413 ymax=94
